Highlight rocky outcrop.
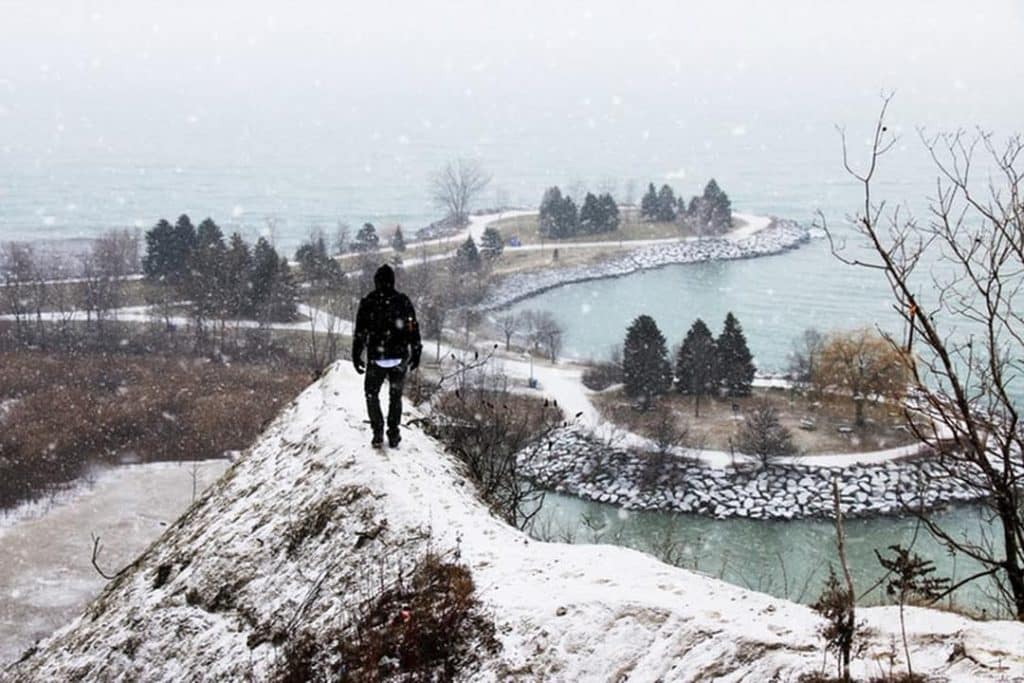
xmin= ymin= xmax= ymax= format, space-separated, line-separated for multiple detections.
xmin=520 ymin=428 xmax=984 ymax=520
xmin=481 ymin=219 xmax=810 ymax=310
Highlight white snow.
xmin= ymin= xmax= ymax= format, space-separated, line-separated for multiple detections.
xmin=7 ymin=362 xmax=1022 ymax=681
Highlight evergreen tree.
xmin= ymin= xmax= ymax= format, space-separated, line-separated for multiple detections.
xmin=169 ymin=214 xmax=198 ymax=284
xmin=479 ymin=226 xmax=504 ymax=259
xmin=656 ymin=184 xmax=677 ymax=222
xmin=558 ymin=195 xmax=579 ymax=238
xmin=579 ymin=192 xmax=603 ymax=234
xmin=702 ymin=178 xmax=732 ymax=232
xmin=187 ymin=218 xmax=227 ymax=320
xmin=640 ymin=183 xmax=659 ymax=220
xmin=538 ymin=186 xmax=581 ymax=238
xmin=267 ymin=256 xmax=299 ymax=322
xmin=716 ymin=312 xmax=756 ymax=396
xmin=251 ymin=237 xmax=280 ymax=315
xmin=295 ymin=234 xmax=343 ymax=287
xmin=538 ymin=186 xmax=564 ymax=238
xmin=353 ymin=222 xmax=380 ymax=251
xmin=622 ymin=315 xmax=673 ymax=409
xmin=223 ymin=233 xmax=253 ymax=317
xmin=452 ymin=235 xmax=481 ymax=272
xmin=736 ymin=402 xmax=796 ymax=465
xmin=675 ymin=319 xmax=719 ymax=417
xmin=598 ymin=193 xmax=620 ymax=232
xmin=390 ymin=226 xmax=407 ymax=252
xmin=142 ymin=218 xmax=176 ymax=281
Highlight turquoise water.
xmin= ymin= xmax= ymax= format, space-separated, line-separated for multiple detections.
xmin=507 ymin=237 xmax=899 ymax=372
xmin=533 ymin=493 xmax=1005 ymax=616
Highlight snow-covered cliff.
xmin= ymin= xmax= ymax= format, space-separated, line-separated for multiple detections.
xmin=7 ymin=363 xmax=1022 ymax=682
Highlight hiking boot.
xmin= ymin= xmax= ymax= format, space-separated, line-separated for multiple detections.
xmin=371 ymin=433 xmax=384 ymax=448
xmin=387 ymin=431 xmax=401 ymax=448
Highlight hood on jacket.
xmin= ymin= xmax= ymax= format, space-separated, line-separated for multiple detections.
xmin=373 ymin=264 xmax=395 ymax=291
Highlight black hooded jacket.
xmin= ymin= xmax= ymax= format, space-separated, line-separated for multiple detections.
xmin=352 ymin=265 xmax=422 ymax=364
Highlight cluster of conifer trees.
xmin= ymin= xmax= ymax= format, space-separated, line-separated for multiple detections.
xmin=538 ymin=187 xmax=620 ymax=238
xmin=640 ymin=179 xmax=732 ymax=233
xmin=143 ymin=215 xmax=298 ymax=323
xmin=622 ymin=312 xmax=755 ymax=414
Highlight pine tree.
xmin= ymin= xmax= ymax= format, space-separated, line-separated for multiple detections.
xmin=598 ymin=193 xmax=620 ymax=232
xmin=268 ymin=256 xmax=299 ymax=322
xmin=622 ymin=315 xmax=673 ymax=409
xmin=452 ymin=235 xmax=481 ymax=272
xmin=558 ymin=196 xmax=579 ymax=238
xmin=169 ymin=214 xmax=198 ymax=284
xmin=188 ymin=218 xmax=227 ymax=321
xmin=675 ymin=319 xmax=719 ymax=417
xmin=480 ymin=226 xmax=504 ymax=259
xmin=354 ymin=222 xmax=380 ymax=251
xmin=390 ymin=226 xmax=407 ymax=252
xmin=251 ymin=237 xmax=280 ymax=316
xmin=702 ymin=179 xmax=732 ymax=232
xmin=656 ymin=184 xmax=677 ymax=222
xmin=142 ymin=219 xmax=175 ymax=281
xmin=640 ymin=183 xmax=659 ymax=220
xmin=539 ymin=186 xmax=564 ymax=238
xmin=579 ymin=192 xmax=603 ymax=234
xmin=736 ymin=402 xmax=796 ymax=466
xmin=295 ymin=234 xmax=343 ymax=287
xmin=716 ymin=312 xmax=756 ymax=397
xmin=223 ymin=233 xmax=253 ymax=317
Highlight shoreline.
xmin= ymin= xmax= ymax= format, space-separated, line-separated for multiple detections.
xmin=479 ymin=216 xmax=810 ymax=311
xmin=520 ymin=427 xmax=985 ymax=521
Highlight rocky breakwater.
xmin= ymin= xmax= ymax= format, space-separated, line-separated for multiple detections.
xmin=519 ymin=428 xmax=984 ymax=520
xmin=480 ymin=218 xmax=809 ymax=310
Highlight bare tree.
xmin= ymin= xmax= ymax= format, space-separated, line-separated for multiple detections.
xmin=823 ymin=95 xmax=1024 ymax=619
xmin=430 ymin=159 xmax=492 ymax=226
xmin=1 ymin=242 xmax=44 ymax=343
xmin=788 ymin=327 xmax=825 ymax=384
xmin=496 ymin=312 xmax=519 ymax=351
xmin=305 ymin=296 xmax=345 ymax=379
xmin=423 ymin=363 xmax=564 ymax=529
xmin=78 ymin=231 xmax=138 ymax=337
xmin=333 ymin=220 xmax=352 ymax=255
xmin=522 ymin=309 xmax=563 ymax=362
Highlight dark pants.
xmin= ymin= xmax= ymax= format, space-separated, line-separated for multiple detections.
xmin=364 ymin=362 xmax=406 ymax=438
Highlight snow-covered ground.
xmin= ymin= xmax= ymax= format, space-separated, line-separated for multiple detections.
xmin=0 ymin=460 xmax=228 ymax=666
xmin=7 ymin=362 xmax=1022 ymax=681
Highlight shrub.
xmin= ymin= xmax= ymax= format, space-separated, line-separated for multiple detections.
xmin=0 ymin=350 xmax=308 ymax=508
xmin=581 ymin=361 xmax=622 ymax=391
xmin=273 ymin=552 xmax=499 ymax=682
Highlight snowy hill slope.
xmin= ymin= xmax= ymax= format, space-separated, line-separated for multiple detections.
xmin=6 ymin=363 xmax=1023 ymax=682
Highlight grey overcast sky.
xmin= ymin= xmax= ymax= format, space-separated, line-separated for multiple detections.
xmin=1 ymin=1 xmax=1021 ymax=165
xmin=2 ymin=1 xmax=1021 ymax=99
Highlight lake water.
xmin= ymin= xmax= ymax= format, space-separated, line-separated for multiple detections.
xmin=506 ymin=236 xmax=899 ymax=372
xmin=533 ymin=492 xmax=1003 ymax=616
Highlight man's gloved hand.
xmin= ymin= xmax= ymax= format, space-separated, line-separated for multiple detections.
xmin=408 ymin=347 xmax=422 ymax=372
xmin=353 ymin=358 xmax=365 ymax=375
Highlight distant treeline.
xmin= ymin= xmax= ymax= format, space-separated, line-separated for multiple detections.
xmin=538 ymin=188 xmax=620 ymax=238
xmin=536 ymin=178 xmax=733 ymax=240
xmin=144 ymin=215 xmax=298 ymax=323
xmin=639 ymin=179 xmax=732 ymax=233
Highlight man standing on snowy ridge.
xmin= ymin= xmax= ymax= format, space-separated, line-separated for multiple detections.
xmin=352 ymin=264 xmax=422 ymax=448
